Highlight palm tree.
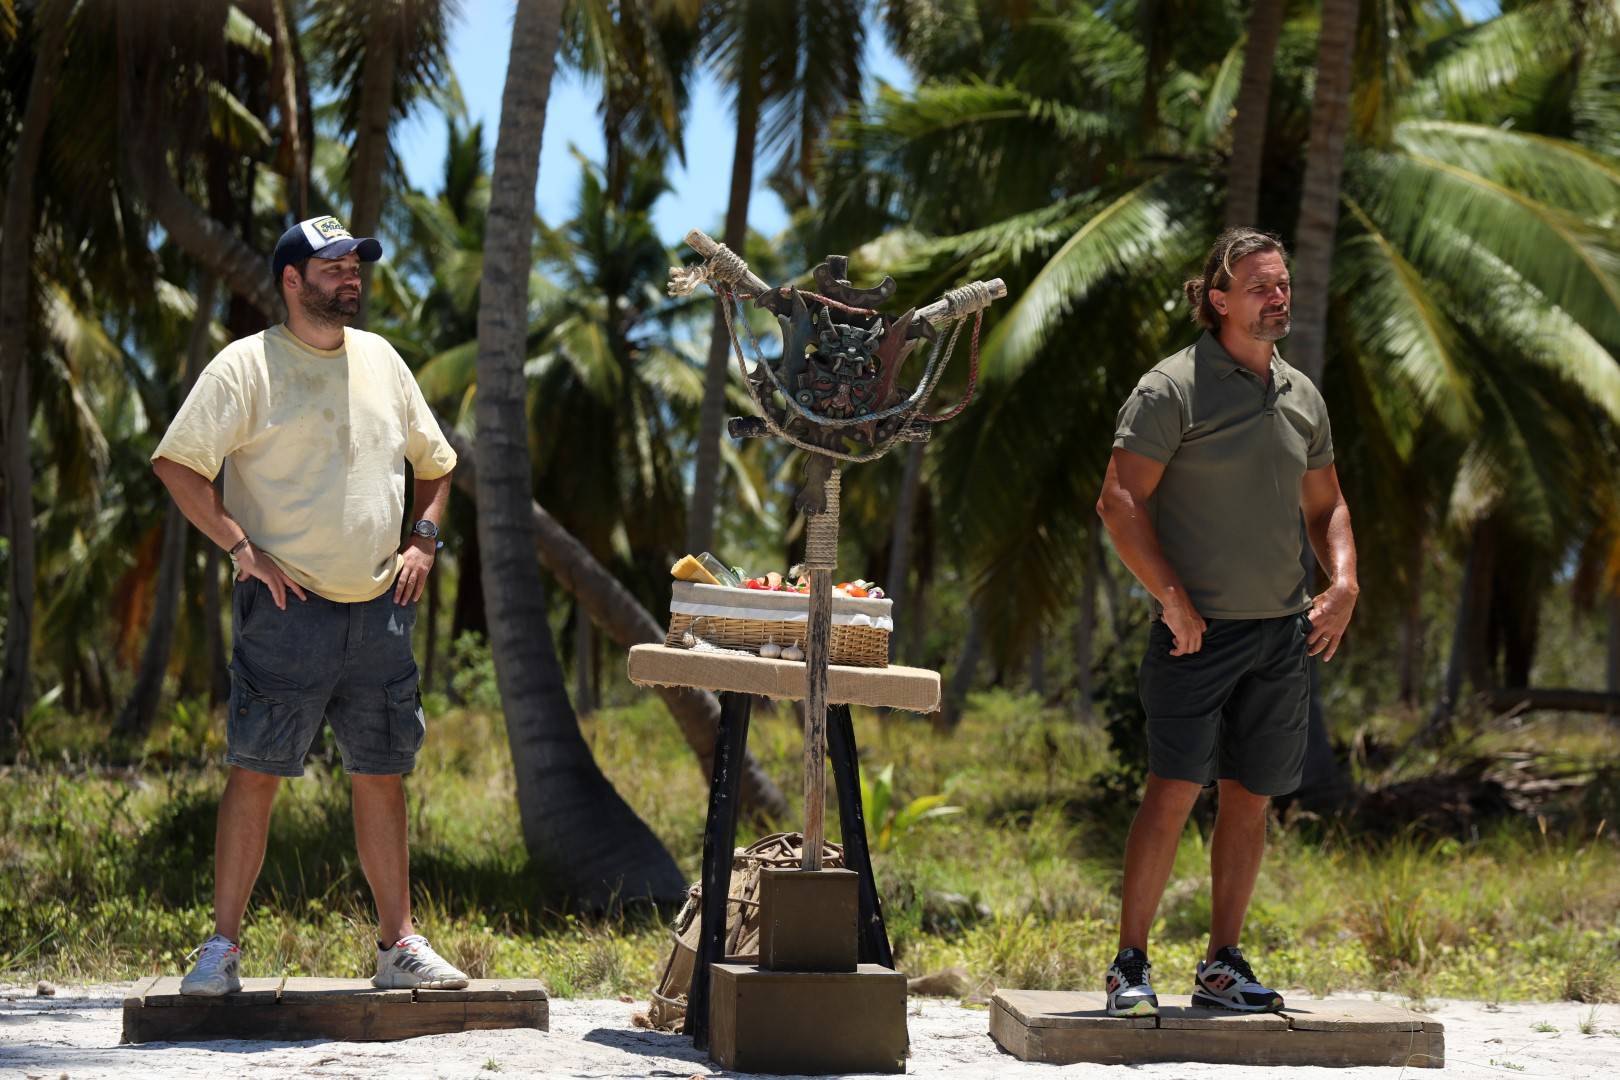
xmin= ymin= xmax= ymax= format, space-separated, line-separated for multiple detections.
xmin=819 ymin=1 xmax=1620 ymax=765
xmin=309 ymin=0 xmax=456 ymax=326
xmin=1287 ymin=0 xmax=1358 ymax=385
xmin=687 ymin=0 xmax=866 ymax=555
xmin=1 ymin=0 xmax=73 ymax=752
xmin=475 ymin=0 xmax=684 ymax=906
xmin=1224 ymin=0 xmax=1285 ymax=228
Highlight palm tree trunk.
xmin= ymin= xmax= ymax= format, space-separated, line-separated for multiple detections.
xmin=686 ymin=59 xmax=761 ymax=556
xmin=884 ymin=441 xmax=926 ymax=663
xmin=573 ymin=603 xmax=594 ymax=715
xmin=443 ymin=426 xmax=788 ymax=820
xmin=270 ymin=0 xmax=308 ymax=218
xmin=1397 ymin=526 xmax=1425 ymax=708
xmin=112 ymin=274 xmax=219 ymax=745
xmin=477 ymin=0 xmax=684 ymax=907
xmin=349 ymin=0 xmax=399 ymax=328
xmin=1426 ymin=521 xmax=1489 ymax=743
xmin=1028 ymin=634 xmax=1047 ymax=699
xmin=1287 ymin=0 xmax=1359 ymax=385
xmin=939 ymin=602 xmax=985 ymax=731
xmin=1224 ymin=0 xmax=1285 ymax=228
xmin=1075 ymin=530 xmax=1099 ymax=724
xmin=0 ymin=0 xmax=71 ymax=754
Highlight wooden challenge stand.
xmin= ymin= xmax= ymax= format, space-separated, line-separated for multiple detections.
xmin=628 ymin=645 xmax=932 ymax=1074
xmin=652 ymin=230 xmax=1003 ymax=1073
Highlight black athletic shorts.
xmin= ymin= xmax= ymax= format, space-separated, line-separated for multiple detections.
xmin=1137 ymin=613 xmax=1310 ymax=796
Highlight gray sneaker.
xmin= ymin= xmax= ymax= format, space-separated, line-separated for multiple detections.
xmin=179 ymin=934 xmax=242 ymax=996
xmin=373 ymin=934 xmax=469 ymax=989
xmin=1105 ymin=946 xmax=1158 ymax=1016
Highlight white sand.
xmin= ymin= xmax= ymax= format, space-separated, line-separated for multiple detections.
xmin=2 ymin=984 xmax=1617 ymax=1078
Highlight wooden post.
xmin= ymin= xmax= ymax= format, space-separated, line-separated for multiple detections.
xmin=801 ymin=469 xmax=841 ymax=871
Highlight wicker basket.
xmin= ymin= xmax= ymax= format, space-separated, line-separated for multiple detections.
xmin=664 ymin=581 xmax=893 ymax=668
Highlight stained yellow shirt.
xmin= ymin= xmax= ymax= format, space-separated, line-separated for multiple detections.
xmin=152 ymin=324 xmax=457 ymax=603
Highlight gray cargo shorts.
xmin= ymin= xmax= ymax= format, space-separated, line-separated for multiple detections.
xmin=1137 ymin=612 xmax=1311 ymax=796
xmin=226 ymin=579 xmax=426 ymax=778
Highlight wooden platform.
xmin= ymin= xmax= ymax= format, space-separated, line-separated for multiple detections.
xmin=121 ymin=977 xmax=548 ymax=1044
xmin=627 ymin=643 xmax=940 ymax=712
xmin=990 ymin=991 xmax=1443 ymax=1068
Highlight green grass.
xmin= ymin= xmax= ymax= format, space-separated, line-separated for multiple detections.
xmin=2 ymin=682 xmax=1618 ymax=1002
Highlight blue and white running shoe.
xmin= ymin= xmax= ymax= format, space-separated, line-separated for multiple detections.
xmin=1192 ymin=945 xmax=1284 ymax=1012
xmin=1105 ymin=947 xmax=1159 ymax=1017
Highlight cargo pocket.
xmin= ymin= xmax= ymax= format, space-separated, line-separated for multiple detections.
xmin=227 ymin=665 xmax=293 ymax=765
xmin=384 ymin=668 xmax=426 ymax=754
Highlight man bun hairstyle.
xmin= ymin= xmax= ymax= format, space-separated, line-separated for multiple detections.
xmin=1184 ymin=227 xmax=1287 ymax=329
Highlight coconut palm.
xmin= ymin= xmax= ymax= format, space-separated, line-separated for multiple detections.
xmin=0 ymin=0 xmax=72 ymax=751
xmin=475 ymin=0 xmax=684 ymax=906
xmin=687 ymin=0 xmax=867 ymax=556
xmin=819 ymin=1 xmax=1620 ymax=755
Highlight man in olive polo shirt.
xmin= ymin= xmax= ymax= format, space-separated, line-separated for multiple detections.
xmin=1094 ymin=228 xmax=1359 ymax=1016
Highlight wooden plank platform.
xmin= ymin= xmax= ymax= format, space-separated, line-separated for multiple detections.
xmin=628 ymin=643 xmax=940 ymax=712
xmin=121 ymin=977 xmax=548 ymax=1044
xmin=990 ymin=991 xmax=1443 ymax=1068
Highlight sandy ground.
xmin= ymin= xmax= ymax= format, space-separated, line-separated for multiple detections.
xmin=2 ymin=984 xmax=1618 ymax=1079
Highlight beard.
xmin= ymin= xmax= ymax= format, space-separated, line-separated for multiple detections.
xmin=1248 ymin=310 xmax=1291 ymax=342
xmin=297 ymin=277 xmax=360 ymax=325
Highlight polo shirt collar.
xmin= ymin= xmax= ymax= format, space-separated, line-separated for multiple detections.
xmin=1196 ymin=330 xmax=1287 ymax=385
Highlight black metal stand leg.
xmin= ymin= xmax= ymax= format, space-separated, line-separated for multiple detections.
xmin=827 ymin=703 xmax=895 ymax=969
xmin=684 ymin=690 xmax=753 ymax=1049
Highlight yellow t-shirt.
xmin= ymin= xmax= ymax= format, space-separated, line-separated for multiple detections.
xmin=152 ymin=324 xmax=457 ymax=603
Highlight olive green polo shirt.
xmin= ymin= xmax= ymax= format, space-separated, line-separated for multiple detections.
xmin=1112 ymin=331 xmax=1334 ymax=619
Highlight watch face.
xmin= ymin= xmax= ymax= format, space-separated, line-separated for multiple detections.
xmin=413 ymin=520 xmax=436 ymax=538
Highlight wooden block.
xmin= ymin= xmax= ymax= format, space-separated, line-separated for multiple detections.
xmin=709 ymin=962 xmax=907 ymax=1074
xmin=992 ymin=990 xmax=1155 ymax=1028
xmin=1157 ymin=995 xmax=1288 ymax=1030
xmin=278 ymin=978 xmax=411 ymax=1004
xmin=121 ymin=988 xmax=549 ymax=1044
xmin=628 ymin=644 xmax=941 ymax=713
xmin=413 ymin=978 xmax=549 ymax=1002
xmin=143 ymin=976 xmax=284 ymax=1006
xmin=988 ymin=992 xmax=1445 ymax=1069
xmin=757 ymin=868 xmax=858 ymax=973
xmin=123 ymin=975 xmax=161 ymax=1008
xmin=1284 ymin=998 xmax=1424 ymax=1032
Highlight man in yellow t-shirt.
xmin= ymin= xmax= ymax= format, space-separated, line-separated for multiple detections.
xmin=153 ymin=216 xmax=468 ymax=995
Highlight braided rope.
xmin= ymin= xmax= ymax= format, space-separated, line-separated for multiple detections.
xmin=803 ymin=470 xmax=841 ymax=570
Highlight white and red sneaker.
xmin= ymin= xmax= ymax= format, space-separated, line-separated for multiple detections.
xmin=179 ymin=934 xmax=242 ymax=996
xmin=373 ymin=934 xmax=469 ymax=989
xmin=1192 ymin=945 xmax=1284 ymax=1011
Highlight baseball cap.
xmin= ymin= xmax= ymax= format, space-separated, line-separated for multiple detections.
xmin=271 ymin=215 xmax=383 ymax=281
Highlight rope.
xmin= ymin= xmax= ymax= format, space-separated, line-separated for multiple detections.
xmin=667 ymin=242 xmax=753 ymax=297
xmin=803 ymin=470 xmax=841 ymax=570
xmin=916 ymin=309 xmax=983 ymax=423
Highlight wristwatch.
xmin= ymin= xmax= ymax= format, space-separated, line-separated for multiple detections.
xmin=411 ymin=519 xmax=440 ymax=541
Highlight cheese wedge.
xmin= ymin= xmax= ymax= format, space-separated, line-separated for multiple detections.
xmin=671 ymin=554 xmax=724 ymax=586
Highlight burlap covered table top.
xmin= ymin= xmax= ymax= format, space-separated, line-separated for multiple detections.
xmin=627 ymin=644 xmax=941 ymax=713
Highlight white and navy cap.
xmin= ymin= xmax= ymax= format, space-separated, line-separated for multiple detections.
xmin=271 ymin=215 xmax=383 ymax=280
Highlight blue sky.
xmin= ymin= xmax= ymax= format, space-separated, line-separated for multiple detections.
xmin=395 ymin=2 xmax=913 ymax=245
xmin=396 ymin=1 xmax=1502 ymax=246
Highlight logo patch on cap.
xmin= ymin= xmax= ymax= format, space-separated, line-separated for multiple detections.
xmin=299 ymin=216 xmax=357 ymax=251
